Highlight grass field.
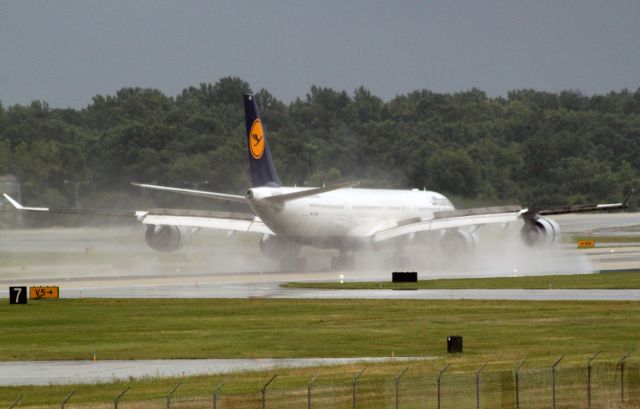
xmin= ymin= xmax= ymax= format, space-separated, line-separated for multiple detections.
xmin=1 ymin=297 xmax=640 ymax=406
xmin=2 ymin=297 xmax=640 ymax=406
xmin=283 ymin=271 xmax=640 ymax=290
xmin=1 ymin=298 xmax=638 ymax=363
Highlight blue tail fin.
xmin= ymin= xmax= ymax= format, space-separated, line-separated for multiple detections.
xmin=243 ymin=94 xmax=281 ymax=187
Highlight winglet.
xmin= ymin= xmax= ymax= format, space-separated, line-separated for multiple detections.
xmin=2 ymin=193 xmax=50 ymax=212
xmin=3 ymin=192 xmax=146 ymax=218
xmin=2 ymin=194 xmax=24 ymax=210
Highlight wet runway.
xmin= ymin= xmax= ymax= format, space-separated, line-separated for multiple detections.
xmin=556 ymin=212 xmax=640 ymax=234
xmin=14 ymin=280 xmax=636 ymax=301
xmin=1 ymin=213 xmax=640 ymax=301
xmin=2 ymin=257 xmax=640 ymax=300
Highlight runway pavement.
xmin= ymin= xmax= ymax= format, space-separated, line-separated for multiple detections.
xmin=0 ymin=357 xmax=428 ymax=386
xmin=555 ymin=212 xmax=640 ymax=234
xmin=12 ymin=280 xmax=636 ymax=300
xmin=2 ymin=214 xmax=640 ymax=301
xmin=1 ymin=245 xmax=640 ymax=300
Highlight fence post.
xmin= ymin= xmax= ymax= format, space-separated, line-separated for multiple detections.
xmin=113 ymin=387 xmax=129 ymax=409
xmin=307 ymin=375 xmax=318 ymax=409
xmin=8 ymin=395 xmax=22 ymax=409
xmin=352 ymin=368 xmax=366 ymax=409
xmin=212 ymin=382 xmax=223 ymax=409
xmin=60 ymin=390 xmax=75 ymax=409
xmin=587 ymin=351 xmax=601 ymax=409
xmin=619 ymin=348 xmax=634 ymax=404
xmin=261 ymin=374 xmax=278 ymax=409
xmin=395 ymin=367 xmax=408 ymax=409
xmin=514 ymin=358 xmax=527 ymax=409
xmin=166 ymin=382 xmax=182 ymax=409
xmin=475 ymin=361 xmax=488 ymax=409
xmin=436 ymin=364 xmax=450 ymax=409
xmin=551 ymin=355 xmax=564 ymax=409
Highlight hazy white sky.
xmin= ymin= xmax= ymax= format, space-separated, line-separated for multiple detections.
xmin=1 ymin=0 xmax=639 ymax=108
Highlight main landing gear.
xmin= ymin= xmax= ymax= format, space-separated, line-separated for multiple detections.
xmin=280 ymin=257 xmax=308 ymax=272
xmin=260 ymin=236 xmax=308 ymax=272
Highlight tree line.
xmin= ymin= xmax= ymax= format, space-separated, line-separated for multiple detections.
xmin=1 ymin=76 xmax=639 ymax=221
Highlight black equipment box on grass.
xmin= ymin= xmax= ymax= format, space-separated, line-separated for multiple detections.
xmin=447 ymin=335 xmax=463 ymax=353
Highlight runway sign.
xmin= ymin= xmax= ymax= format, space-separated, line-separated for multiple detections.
xmin=9 ymin=286 xmax=27 ymax=304
xmin=30 ymin=286 xmax=59 ymax=299
xmin=577 ymin=239 xmax=595 ymax=248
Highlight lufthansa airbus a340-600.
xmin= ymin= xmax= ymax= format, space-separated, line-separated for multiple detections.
xmin=3 ymin=94 xmax=632 ymax=270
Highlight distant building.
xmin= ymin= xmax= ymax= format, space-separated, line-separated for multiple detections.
xmin=0 ymin=175 xmax=22 ymax=227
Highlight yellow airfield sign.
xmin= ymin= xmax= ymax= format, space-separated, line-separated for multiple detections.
xmin=30 ymin=286 xmax=59 ymax=299
xmin=577 ymin=240 xmax=596 ymax=248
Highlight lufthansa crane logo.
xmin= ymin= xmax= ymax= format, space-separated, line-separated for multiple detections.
xmin=249 ymin=119 xmax=265 ymax=159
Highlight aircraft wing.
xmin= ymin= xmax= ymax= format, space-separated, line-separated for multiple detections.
xmin=371 ymin=193 xmax=632 ymax=242
xmin=140 ymin=208 xmax=273 ymax=235
xmin=527 ymin=190 xmax=633 ymax=216
xmin=372 ymin=206 xmax=523 ymax=242
xmin=2 ymin=194 xmax=274 ymax=235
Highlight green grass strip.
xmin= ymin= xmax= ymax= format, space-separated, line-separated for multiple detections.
xmin=1 ymin=298 xmax=639 ymax=362
xmin=2 ymin=298 xmax=640 ymax=406
xmin=283 ymin=271 xmax=640 ymax=290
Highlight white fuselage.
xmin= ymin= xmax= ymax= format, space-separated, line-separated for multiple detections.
xmin=247 ymin=186 xmax=454 ymax=246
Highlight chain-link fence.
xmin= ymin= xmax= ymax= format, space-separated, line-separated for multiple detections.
xmin=6 ymin=360 xmax=640 ymax=408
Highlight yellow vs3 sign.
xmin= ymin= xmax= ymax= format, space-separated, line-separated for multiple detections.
xmin=30 ymin=286 xmax=59 ymax=299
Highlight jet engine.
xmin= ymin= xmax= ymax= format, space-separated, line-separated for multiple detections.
xmin=145 ymin=225 xmax=192 ymax=252
xmin=440 ymin=229 xmax=478 ymax=256
xmin=520 ymin=217 xmax=561 ymax=247
xmin=259 ymin=235 xmax=296 ymax=258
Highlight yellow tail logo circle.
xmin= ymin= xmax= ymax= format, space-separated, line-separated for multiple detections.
xmin=249 ymin=119 xmax=265 ymax=159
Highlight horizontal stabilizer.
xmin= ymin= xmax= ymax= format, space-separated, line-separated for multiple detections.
xmin=132 ymin=183 xmax=247 ymax=203
xmin=265 ymin=181 xmax=360 ymax=203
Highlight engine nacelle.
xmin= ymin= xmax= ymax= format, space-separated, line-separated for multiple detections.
xmin=145 ymin=225 xmax=191 ymax=252
xmin=440 ymin=229 xmax=478 ymax=256
xmin=259 ymin=235 xmax=296 ymax=258
xmin=520 ymin=217 xmax=561 ymax=247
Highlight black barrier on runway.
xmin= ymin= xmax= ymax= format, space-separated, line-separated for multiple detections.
xmin=392 ymin=272 xmax=418 ymax=282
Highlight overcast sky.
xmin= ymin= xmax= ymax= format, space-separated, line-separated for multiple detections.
xmin=1 ymin=1 xmax=639 ymax=108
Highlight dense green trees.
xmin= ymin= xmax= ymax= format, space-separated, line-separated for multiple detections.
xmin=1 ymin=77 xmax=639 ymax=219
